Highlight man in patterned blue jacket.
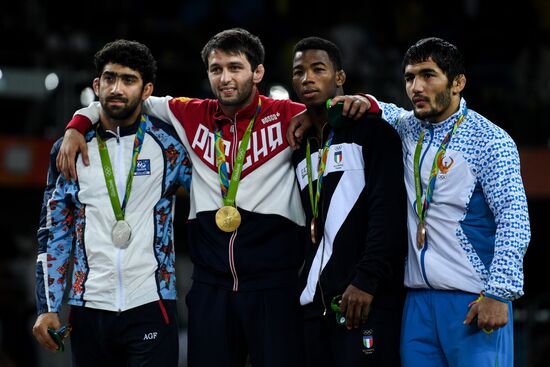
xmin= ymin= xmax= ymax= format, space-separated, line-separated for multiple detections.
xmin=292 ymin=36 xmax=530 ymax=367
xmin=370 ymin=38 xmax=529 ymax=367
xmin=32 ymin=39 xmax=191 ymax=366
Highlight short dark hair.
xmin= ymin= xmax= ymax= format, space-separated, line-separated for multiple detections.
xmin=293 ymin=37 xmax=343 ymax=71
xmin=402 ymin=37 xmax=465 ymax=84
xmin=94 ymin=39 xmax=157 ymax=85
xmin=200 ymin=28 xmax=265 ymax=71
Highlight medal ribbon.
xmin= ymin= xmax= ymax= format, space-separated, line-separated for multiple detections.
xmin=97 ymin=115 xmax=147 ymax=221
xmin=413 ymin=110 xmax=467 ymax=225
xmin=306 ymin=128 xmax=334 ymax=219
xmin=215 ymin=98 xmax=262 ymax=207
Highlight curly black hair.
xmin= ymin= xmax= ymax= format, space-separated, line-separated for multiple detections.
xmin=94 ymin=39 xmax=157 ymax=85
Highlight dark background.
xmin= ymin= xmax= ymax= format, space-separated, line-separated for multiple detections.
xmin=1 ymin=1 xmax=549 ymax=366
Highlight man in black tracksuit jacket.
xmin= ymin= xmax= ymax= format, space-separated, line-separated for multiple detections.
xmin=291 ymin=37 xmax=408 ymax=366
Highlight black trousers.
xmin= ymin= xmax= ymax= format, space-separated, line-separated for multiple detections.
xmin=69 ymin=300 xmax=179 ymax=367
xmin=186 ymin=281 xmax=304 ymax=367
xmin=303 ymin=303 xmax=402 ymax=367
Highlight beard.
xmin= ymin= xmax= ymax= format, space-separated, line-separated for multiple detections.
xmin=413 ymin=88 xmax=452 ymax=122
xmin=101 ymin=96 xmax=141 ymax=120
xmin=216 ymin=78 xmax=254 ymax=107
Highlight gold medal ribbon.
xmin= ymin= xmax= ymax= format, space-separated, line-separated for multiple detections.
xmin=214 ymin=98 xmax=262 ymax=232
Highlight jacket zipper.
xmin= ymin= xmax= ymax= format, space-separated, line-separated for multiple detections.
xmin=111 ymin=127 xmax=126 ymax=312
xmin=418 ymin=125 xmax=434 ymax=289
xmin=229 ymin=116 xmax=239 ymax=291
xmin=317 ymin=123 xmax=328 ymax=316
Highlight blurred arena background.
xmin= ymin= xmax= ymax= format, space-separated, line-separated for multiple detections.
xmin=1 ymin=1 xmax=549 ymax=366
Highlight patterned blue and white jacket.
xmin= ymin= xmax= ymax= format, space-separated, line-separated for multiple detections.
xmin=379 ymin=98 xmax=530 ymax=302
xmin=35 ymin=114 xmax=191 ymax=314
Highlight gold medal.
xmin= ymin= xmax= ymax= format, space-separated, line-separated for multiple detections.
xmin=417 ymin=222 xmax=426 ymax=249
xmin=310 ymin=217 xmax=317 ymax=244
xmin=215 ymin=206 xmax=242 ymax=232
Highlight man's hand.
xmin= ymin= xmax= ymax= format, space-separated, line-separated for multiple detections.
xmin=330 ymin=95 xmax=372 ymax=120
xmin=56 ymin=128 xmax=88 ymax=180
xmin=286 ymin=112 xmax=312 ymax=150
xmin=464 ymin=295 xmax=509 ymax=332
xmin=32 ymin=312 xmax=62 ymax=352
xmin=340 ymin=284 xmax=374 ymax=330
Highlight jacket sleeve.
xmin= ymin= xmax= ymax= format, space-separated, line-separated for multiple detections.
xmin=351 ymin=117 xmax=408 ymax=295
xmin=67 ymin=96 xmax=179 ymax=132
xmin=177 ymin=146 xmax=193 ymax=193
xmin=143 ymin=96 xmax=177 ymax=125
xmin=66 ymin=101 xmax=100 ymax=133
xmin=35 ymin=139 xmax=77 ymax=314
xmin=479 ymin=133 xmax=530 ymax=301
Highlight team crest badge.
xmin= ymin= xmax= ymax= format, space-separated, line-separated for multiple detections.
xmin=363 ymin=335 xmax=373 ymax=348
xmin=334 ymin=151 xmax=342 ymax=164
xmin=362 ymin=329 xmax=375 ymax=355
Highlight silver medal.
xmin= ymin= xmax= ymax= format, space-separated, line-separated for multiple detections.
xmin=112 ymin=220 xmax=132 ymax=249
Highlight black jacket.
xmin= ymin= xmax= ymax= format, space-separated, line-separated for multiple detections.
xmin=292 ymin=113 xmax=407 ymax=319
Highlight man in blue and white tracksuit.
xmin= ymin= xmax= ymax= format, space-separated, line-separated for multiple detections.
xmin=370 ymin=38 xmax=530 ymax=367
xmin=33 ymin=40 xmax=192 ymax=367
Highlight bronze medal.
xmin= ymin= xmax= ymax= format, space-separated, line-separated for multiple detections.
xmin=417 ymin=222 xmax=426 ymax=249
xmin=215 ymin=206 xmax=242 ymax=232
xmin=310 ymin=217 xmax=317 ymax=244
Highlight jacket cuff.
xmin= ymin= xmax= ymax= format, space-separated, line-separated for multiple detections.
xmin=484 ymin=292 xmax=510 ymax=303
xmin=358 ymin=93 xmax=381 ymax=114
xmin=351 ymin=272 xmax=379 ymax=296
xmin=67 ymin=115 xmax=92 ymax=134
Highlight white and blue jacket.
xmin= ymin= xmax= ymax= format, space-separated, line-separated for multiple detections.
xmin=35 ymin=115 xmax=191 ymax=314
xmin=380 ymin=98 xmax=530 ymax=301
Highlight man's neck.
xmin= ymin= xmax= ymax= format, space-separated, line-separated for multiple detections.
xmin=307 ymin=106 xmax=327 ymax=139
xmin=99 ymin=109 xmax=141 ymax=132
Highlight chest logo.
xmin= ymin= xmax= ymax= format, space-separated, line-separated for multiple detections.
xmin=437 ymin=154 xmax=454 ymax=174
xmin=135 ymin=159 xmax=151 ymax=176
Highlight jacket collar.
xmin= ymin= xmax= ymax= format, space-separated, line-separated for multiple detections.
xmin=97 ymin=114 xmax=144 ymax=140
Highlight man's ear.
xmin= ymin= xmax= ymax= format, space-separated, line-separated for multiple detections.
xmin=142 ymin=82 xmax=154 ymax=101
xmin=93 ymin=78 xmax=100 ymax=96
xmin=253 ymin=64 xmax=265 ymax=84
xmin=452 ymin=74 xmax=466 ymax=95
xmin=336 ymin=70 xmax=346 ymax=87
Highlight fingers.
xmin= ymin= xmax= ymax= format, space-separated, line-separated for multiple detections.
xmin=81 ymin=140 xmax=89 ymax=166
xmin=341 ymin=297 xmax=369 ymax=330
xmin=335 ymin=95 xmax=370 ymax=120
xmin=292 ymin=126 xmax=306 ymax=150
xmin=32 ymin=317 xmax=61 ymax=352
xmin=286 ymin=122 xmax=300 ymax=150
xmin=476 ymin=312 xmax=507 ymax=331
xmin=58 ymin=154 xmax=72 ymax=181
xmin=464 ymin=296 xmax=508 ymax=334
xmin=463 ymin=304 xmax=477 ymax=325
xmin=287 ymin=112 xmax=311 ymax=150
